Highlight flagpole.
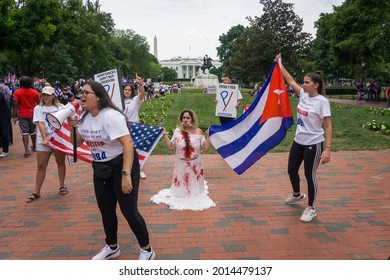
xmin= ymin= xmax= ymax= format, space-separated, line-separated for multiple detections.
xmin=73 ymin=127 xmax=77 ymax=162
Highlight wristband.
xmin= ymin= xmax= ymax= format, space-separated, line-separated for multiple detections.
xmin=325 ymin=145 xmax=331 ymax=149
xmin=121 ymin=170 xmax=130 ymax=175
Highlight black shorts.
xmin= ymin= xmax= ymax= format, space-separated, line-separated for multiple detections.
xmin=18 ymin=118 xmax=37 ymax=135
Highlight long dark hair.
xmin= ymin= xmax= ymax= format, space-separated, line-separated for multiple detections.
xmin=305 ymin=71 xmax=325 ymax=95
xmin=79 ymin=81 xmax=130 ymax=131
xmin=124 ymin=84 xmax=136 ymax=99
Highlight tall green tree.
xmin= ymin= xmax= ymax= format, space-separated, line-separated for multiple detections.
xmin=0 ymin=0 xmax=16 ymax=50
xmin=216 ymin=24 xmax=248 ymax=71
xmin=6 ymin=0 xmax=62 ymax=76
xmin=313 ymin=0 xmax=390 ymax=80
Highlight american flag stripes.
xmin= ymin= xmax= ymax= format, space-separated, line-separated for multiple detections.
xmin=49 ymin=118 xmax=162 ymax=168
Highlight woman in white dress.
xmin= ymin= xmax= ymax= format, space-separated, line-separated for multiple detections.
xmin=151 ymin=109 xmax=216 ymax=211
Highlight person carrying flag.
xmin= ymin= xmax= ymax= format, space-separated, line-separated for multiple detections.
xmin=67 ymin=81 xmax=155 ymax=260
xmin=123 ymin=74 xmax=147 ymax=179
xmin=275 ymin=54 xmax=332 ymax=222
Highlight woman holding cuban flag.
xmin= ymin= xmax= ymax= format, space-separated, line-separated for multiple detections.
xmin=275 ymin=54 xmax=333 ymax=223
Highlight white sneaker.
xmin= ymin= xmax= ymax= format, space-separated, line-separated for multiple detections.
xmin=300 ymin=207 xmax=317 ymax=222
xmin=140 ymin=171 xmax=146 ymax=179
xmin=285 ymin=193 xmax=306 ymax=204
xmin=92 ymin=245 xmax=121 ymax=260
xmin=0 ymin=152 xmax=8 ymax=158
xmin=139 ymin=247 xmax=156 ymax=260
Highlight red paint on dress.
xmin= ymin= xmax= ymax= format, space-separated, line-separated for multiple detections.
xmin=182 ymin=131 xmax=194 ymax=158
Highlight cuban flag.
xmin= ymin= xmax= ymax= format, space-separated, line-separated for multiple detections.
xmin=209 ymin=61 xmax=294 ymax=175
xmin=49 ymin=119 xmax=162 ymax=168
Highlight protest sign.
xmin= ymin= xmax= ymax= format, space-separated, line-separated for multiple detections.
xmin=94 ymin=69 xmax=124 ymax=111
xmin=215 ymin=84 xmax=238 ymax=118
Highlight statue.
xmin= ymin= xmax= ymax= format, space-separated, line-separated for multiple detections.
xmin=200 ymin=55 xmax=213 ymax=74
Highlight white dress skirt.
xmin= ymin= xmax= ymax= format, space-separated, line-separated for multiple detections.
xmin=151 ymin=129 xmax=216 ymax=211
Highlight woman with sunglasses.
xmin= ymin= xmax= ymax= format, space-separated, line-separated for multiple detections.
xmin=68 ymin=81 xmax=155 ymax=260
xmin=26 ymin=86 xmax=67 ymax=202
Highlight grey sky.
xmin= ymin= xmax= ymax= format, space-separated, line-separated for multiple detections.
xmin=98 ymin=0 xmax=344 ymax=60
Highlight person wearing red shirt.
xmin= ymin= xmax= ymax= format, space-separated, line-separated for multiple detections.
xmin=12 ymin=76 xmax=40 ymax=157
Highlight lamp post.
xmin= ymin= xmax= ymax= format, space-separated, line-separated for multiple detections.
xmin=361 ymin=62 xmax=366 ymax=84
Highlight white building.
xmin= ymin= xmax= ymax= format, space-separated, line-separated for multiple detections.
xmin=160 ymin=57 xmax=222 ymax=80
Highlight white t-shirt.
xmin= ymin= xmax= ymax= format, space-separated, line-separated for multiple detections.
xmin=123 ymin=96 xmax=142 ymax=122
xmin=237 ymin=89 xmax=243 ymax=101
xmin=294 ymin=89 xmax=331 ymax=146
xmin=33 ymin=104 xmax=63 ymax=144
xmin=78 ymin=108 xmax=129 ymax=162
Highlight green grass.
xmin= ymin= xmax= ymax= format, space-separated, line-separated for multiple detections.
xmin=140 ymin=88 xmax=390 ymax=155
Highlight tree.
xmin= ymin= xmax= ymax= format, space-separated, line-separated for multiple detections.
xmin=160 ymin=67 xmax=177 ymax=82
xmin=313 ymin=0 xmax=390 ymax=81
xmin=6 ymin=0 xmax=62 ymax=76
xmin=0 ymin=0 xmax=163 ymax=83
xmin=45 ymin=40 xmax=77 ymax=85
xmin=0 ymin=0 xmax=16 ymax=50
xmin=216 ymin=24 xmax=248 ymax=70
xmin=224 ymin=0 xmax=312 ymax=84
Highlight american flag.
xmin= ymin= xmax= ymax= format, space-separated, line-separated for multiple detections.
xmin=129 ymin=122 xmax=163 ymax=168
xmin=49 ymin=118 xmax=162 ymax=168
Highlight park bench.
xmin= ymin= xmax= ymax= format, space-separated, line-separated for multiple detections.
xmin=325 ymin=88 xmax=357 ymax=100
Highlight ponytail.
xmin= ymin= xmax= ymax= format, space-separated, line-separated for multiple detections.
xmin=306 ymin=71 xmax=325 ymax=95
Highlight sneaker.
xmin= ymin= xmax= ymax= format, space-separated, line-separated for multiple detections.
xmin=0 ymin=152 xmax=9 ymax=158
xmin=139 ymin=247 xmax=156 ymax=260
xmin=285 ymin=193 xmax=306 ymax=204
xmin=140 ymin=171 xmax=146 ymax=179
xmin=92 ymin=245 xmax=121 ymax=260
xmin=300 ymin=207 xmax=317 ymax=222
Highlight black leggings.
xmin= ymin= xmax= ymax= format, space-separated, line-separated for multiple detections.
xmin=93 ymin=151 xmax=150 ymax=247
xmin=287 ymin=141 xmax=322 ymax=207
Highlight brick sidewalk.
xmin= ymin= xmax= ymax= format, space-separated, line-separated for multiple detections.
xmin=0 ymin=123 xmax=389 ymax=260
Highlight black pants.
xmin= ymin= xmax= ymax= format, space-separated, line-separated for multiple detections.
xmin=0 ymin=116 xmax=11 ymax=152
xmin=219 ymin=116 xmax=235 ymax=125
xmin=287 ymin=141 xmax=322 ymax=207
xmin=93 ymin=151 xmax=150 ymax=247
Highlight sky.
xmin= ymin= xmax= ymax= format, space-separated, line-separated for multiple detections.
xmin=97 ymin=0 xmax=344 ymax=61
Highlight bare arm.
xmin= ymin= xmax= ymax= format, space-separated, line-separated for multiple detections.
xmin=135 ymin=74 xmax=146 ymax=101
xmin=320 ymin=116 xmax=332 ymax=164
xmin=275 ymin=54 xmax=302 ymax=95
xmin=117 ymin=135 xmax=134 ymax=194
xmin=201 ymin=128 xmax=211 ymax=152
xmin=12 ymin=100 xmax=18 ymax=123
xmin=37 ymin=121 xmax=48 ymax=146
xmin=162 ymin=127 xmax=174 ymax=150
